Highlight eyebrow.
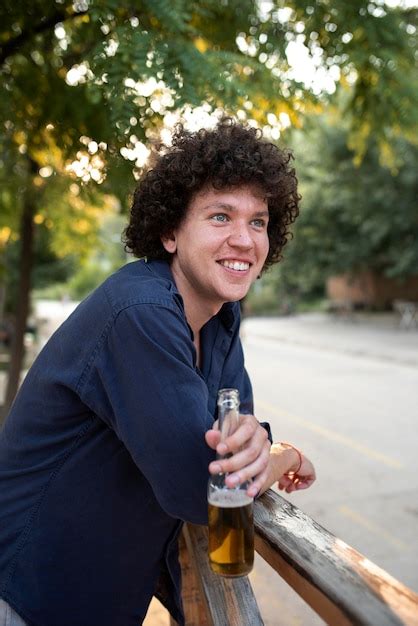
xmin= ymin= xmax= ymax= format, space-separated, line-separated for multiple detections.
xmin=204 ymin=202 xmax=269 ymax=218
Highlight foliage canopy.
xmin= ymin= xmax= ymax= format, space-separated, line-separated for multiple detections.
xmin=1 ymin=0 xmax=416 ymax=276
xmin=270 ymin=120 xmax=418 ymax=302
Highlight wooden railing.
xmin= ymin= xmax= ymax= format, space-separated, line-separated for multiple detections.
xmin=170 ymin=490 xmax=418 ymax=625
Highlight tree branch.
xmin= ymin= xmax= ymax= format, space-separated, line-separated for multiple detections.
xmin=0 ymin=8 xmax=88 ymax=66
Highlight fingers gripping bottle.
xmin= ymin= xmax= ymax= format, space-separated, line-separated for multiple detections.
xmin=208 ymin=388 xmax=254 ymax=576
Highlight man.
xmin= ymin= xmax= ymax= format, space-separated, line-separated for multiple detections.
xmin=0 ymin=118 xmax=315 ymax=626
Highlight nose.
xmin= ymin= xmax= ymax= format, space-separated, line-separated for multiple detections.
xmin=228 ymin=223 xmax=253 ymax=249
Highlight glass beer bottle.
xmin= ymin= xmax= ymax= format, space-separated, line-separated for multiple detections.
xmin=208 ymin=388 xmax=254 ymax=577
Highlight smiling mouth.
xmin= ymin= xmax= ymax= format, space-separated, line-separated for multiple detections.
xmin=218 ymin=260 xmax=251 ymax=271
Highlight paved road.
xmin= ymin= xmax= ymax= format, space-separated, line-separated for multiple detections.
xmin=243 ymin=314 xmax=418 ymax=625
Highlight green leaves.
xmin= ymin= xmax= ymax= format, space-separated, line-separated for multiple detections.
xmin=0 ymin=0 xmax=417 ymax=303
xmin=279 ymin=119 xmax=418 ymax=300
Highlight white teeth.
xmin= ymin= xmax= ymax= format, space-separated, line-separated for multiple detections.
xmin=221 ymin=260 xmax=249 ymax=271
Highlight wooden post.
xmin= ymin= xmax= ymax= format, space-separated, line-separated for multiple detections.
xmin=182 ymin=524 xmax=264 ymax=626
xmin=176 ymin=530 xmax=211 ymax=626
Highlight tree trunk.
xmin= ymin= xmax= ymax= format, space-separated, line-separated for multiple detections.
xmin=4 ymin=186 xmax=36 ymax=413
xmin=0 ymin=282 xmax=5 ymax=322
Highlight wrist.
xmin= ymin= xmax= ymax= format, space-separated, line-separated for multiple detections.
xmin=279 ymin=442 xmax=303 ymax=474
xmin=269 ymin=443 xmax=299 ymax=478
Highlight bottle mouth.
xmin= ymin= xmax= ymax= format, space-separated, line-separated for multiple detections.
xmin=217 ymin=388 xmax=240 ymax=409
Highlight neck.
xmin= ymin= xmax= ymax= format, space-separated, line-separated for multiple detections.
xmin=184 ymin=301 xmax=219 ymax=338
xmin=170 ymin=264 xmax=221 ymax=337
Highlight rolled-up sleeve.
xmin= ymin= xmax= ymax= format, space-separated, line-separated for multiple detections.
xmin=78 ymin=302 xmax=216 ymax=524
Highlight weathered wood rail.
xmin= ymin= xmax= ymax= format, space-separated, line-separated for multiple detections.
xmin=170 ymin=489 xmax=418 ymax=626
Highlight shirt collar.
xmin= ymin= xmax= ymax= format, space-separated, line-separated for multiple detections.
xmin=218 ymin=302 xmax=237 ymax=332
xmin=144 ymin=258 xmax=175 ymax=283
xmin=144 ymin=259 xmax=238 ymax=332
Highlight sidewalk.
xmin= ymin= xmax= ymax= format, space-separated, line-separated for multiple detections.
xmin=242 ymin=312 xmax=418 ymax=367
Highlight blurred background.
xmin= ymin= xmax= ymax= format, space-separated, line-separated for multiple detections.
xmin=0 ymin=1 xmax=417 ymax=624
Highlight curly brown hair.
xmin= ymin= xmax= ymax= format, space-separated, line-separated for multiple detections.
xmin=124 ymin=118 xmax=300 ymax=270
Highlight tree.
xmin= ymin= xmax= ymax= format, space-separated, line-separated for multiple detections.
xmin=1 ymin=0 xmax=417 ymax=411
xmin=273 ymin=118 xmax=418 ymax=301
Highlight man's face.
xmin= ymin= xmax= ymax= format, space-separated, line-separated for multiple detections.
xmin=162 ymin=185 xmax=270 ymax=314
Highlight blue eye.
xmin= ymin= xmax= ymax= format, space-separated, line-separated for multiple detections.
xmin=211 ymin=214 xmax=228 ymax=223
xmin=252 ymin=219 xmax=266 ymax=228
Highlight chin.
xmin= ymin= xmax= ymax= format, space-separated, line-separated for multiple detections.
xmin=222 ymin=288 xmax=250 ymax=303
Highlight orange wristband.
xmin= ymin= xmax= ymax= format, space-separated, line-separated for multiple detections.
xmin=280 ymin=442 xmax=303 ymax=475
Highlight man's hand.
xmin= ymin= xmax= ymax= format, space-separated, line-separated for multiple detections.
xmin=278 ymin=454 xmax=316 ymax=493
xmin=258 ymin=443 xmax=316 ymax=496
xmin=205 ymin=414 xmax=271 ymax=498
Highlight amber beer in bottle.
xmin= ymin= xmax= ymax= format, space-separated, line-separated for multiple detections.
xmin=208 ymin=389 xmax=254 ymax=577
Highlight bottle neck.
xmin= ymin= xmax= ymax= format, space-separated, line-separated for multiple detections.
xmin=217 ymin=388 xmax=240 ymax=461
xmin=211 ymin=388 xmax=251 ymax=493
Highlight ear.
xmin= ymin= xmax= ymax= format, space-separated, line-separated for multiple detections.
xmin=161 ymin=232 xmax=177 ymax=254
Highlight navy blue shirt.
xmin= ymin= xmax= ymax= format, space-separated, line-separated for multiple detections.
xmin=0 ymin=260 xmax=260 ymax=626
